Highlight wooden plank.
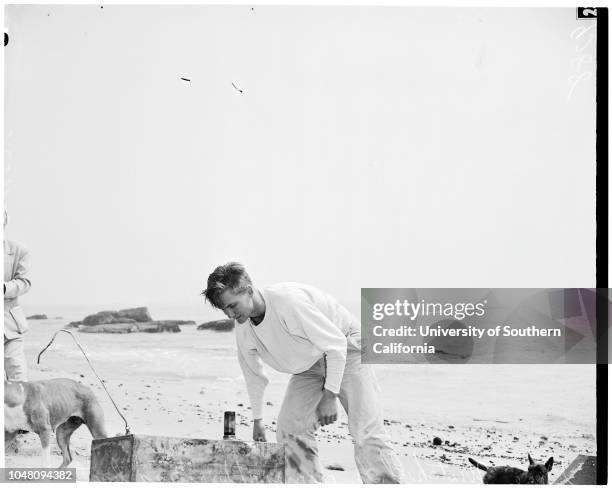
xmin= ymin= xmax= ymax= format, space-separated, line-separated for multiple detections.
xmin=89 ymin=435 xmax=285 ymax=483
xmin=553 ymin=454 xmax=597 ymax=485
xmin=89 ymin=435 xmax=134 ymax=482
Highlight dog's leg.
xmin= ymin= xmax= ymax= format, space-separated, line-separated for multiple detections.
xmin=84 ymin=402 xmax=108 ymax=439
xmin=5 ymin=430 xmax=18 ymax=450
xmin=56 ymin=417 xmax=83 ymax=468
xmin=39 ymin=429 xmax=52 ymax=468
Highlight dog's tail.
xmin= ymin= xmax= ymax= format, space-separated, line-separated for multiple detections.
xmin=468 ymin=457 xmax=488 ymax=471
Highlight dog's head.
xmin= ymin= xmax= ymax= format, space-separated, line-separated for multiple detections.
xmin=526 ymin=453 xmax=554 ymax=484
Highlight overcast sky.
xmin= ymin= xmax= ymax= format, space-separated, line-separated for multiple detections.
xmin=4 ymin=6 xmax=597 ymax=309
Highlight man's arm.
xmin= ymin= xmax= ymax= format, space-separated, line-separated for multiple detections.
xmin=236 ymin=334 xmax=269 ymax=440
xmin=289 ymin=299 xmax=348 ymax=394
xmin=288 ymin=297 xmax=348 ymax=426
xmin=4 ymin=247 xmax=31 ymax=299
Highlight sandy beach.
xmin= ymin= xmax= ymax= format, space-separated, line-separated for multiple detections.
xmin=5 ymin=315 xmax=597 ymax=483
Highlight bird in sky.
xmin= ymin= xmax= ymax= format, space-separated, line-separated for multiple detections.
xmin=180 ymin=77 xmax=191 ymax=82
xmin=232 ymin=82 xmax=244 ymax=94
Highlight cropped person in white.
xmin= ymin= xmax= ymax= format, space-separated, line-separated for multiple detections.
xmin=203 ymin=262 xmax=405 ymax=483
xmin=4 ymin=210 xmax=31 ymax=382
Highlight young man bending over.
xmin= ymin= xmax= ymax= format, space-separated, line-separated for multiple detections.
xmin=203 ymin=262 xmax=405 ymax=483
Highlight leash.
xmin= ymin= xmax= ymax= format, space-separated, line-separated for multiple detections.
xmin=37 ymin=328 xmax=131 ymax=435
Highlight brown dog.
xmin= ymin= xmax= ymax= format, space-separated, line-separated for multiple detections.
xmin=4 ymin=378 xmax=107 ymax=467
xmin=469 ymin=454 xmax=554 ymax=484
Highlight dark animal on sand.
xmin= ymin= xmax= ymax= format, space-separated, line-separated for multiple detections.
xmin=4 ymin=378 xmax=108 ymax=468
xmin=468 ymin=454 xmax=554 ymax=484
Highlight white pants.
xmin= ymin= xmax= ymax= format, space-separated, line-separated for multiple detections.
xmin=4 ymin=335 xmax=27 ymax=381
xmin=276 ymin=343 xmax=405 ymax=484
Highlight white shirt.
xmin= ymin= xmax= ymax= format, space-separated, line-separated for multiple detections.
xmin=235 ymin=282 xmax=359 ymax=419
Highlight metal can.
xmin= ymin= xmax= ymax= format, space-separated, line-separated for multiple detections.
xmin=223 ymin=411 xmax=236 ymax=439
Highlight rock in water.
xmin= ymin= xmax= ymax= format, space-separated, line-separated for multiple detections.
xmin=154 ymin=320 xmax=195 ymax=327
xmin=26 ymin=314 xmax=48 ymax=320
xmin=70 ymin=308 xmax=188 ymax=333
xmin=79 ymin=324 xmax=138 ymax=334
xmin=83 ymin=311 xmax=121 ymax=325
xmin=83 ymin=310 xmax=116 ymax=325
xmin=82 ymin=308 xmax=151 ymax=325
xmin=137 ymin=322 xmax=183 ymax=332
xmin=197 ymin=319 xmax=234 ymax=332
xmin=135 ymin=323 xmax=161 ymax=333
xmin=155 ymin=322 xmax=181 ymax=333
xmin=117 ymin=307 xmax=152 ymax=323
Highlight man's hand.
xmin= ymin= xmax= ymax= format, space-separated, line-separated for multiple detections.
xmin=316 ymin=389 xmax=338 ymax=426
xmin=253 ymin=418 xmax=267 ymax=442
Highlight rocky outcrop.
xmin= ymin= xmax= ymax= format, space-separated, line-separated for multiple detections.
xmin=79 ymin=322 xmax=183 ymax=334
xmin=152 ymin=323 xmax=180 ymax=333
xmin=117 ymin=307 xmax=153 ymax=323
xmin=78 ymin=320 xmax=190 ymax=334
xmin=79 ymin=323 xmax=138 ymax=334
xmin=135 ymin=322 xmax=184 ymax=333
xmin=197 ymin=319 xmax=234 ymax=332
xmin=154 ymin=320 xmax=196 ymax=327
xmin=82 ymin=307 xmax=152 ymax=326
xmin=26 ymin=314 xmax=48 ymax=320
xmin=135 ymin=323 xmax=161 ymax=333
xmin=67 ymin=308 xmax=192 ymax=333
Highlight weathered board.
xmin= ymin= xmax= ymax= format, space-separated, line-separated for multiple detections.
xmin=89 ymin=434 xmax=285 ymax=483
xmin=553 ymin=454 xmax=596 ymax=485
